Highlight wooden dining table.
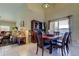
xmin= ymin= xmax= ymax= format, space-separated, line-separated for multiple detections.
xmin=42 ymin=35 xmax=63 ymax=54
xmin=42 ymin=35 xmax=63 ymax=40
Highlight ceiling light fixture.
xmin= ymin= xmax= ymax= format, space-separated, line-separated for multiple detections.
xmin=41 ymin=3 xmax=56 ymax=8
xmin=42 ymin=3 xmax=50 ymax=8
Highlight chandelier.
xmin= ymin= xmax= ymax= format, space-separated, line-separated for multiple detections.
xmin=42 ymin=3 xmax=50 ymax=8
xmin=41 ymin=3 xmax=56 ymax=8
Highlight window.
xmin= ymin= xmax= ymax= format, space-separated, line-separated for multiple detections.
xmin=49 ymin=18 xmax=70 ymax=35
xmin=59 ymin=19 xmax=69 ymax=29
xmin=49 ymin=22 xmax=55 ymax=34
xmin=59 ymin=19 xmax=69 ymax=35
xmin=54 ymin=21 xmax=59 ymax=32
xmin=0 ymin=26 xmax=10 ymax=31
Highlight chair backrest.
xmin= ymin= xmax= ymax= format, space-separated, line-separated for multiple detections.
xmin=66 ymin=32 xmax=71 ymax=45
xmin=34 ymin=29 xmax=43 ymax=48
xmin=62 ymin=32 xmax=70 ymax=46
xmin=54 ymin=31 xmax=60 ymax=35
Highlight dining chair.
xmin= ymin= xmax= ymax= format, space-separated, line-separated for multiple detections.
xmin=65 ymin=32 xmax=71 ymax=55
xmin=35 ymin=29 xmax=50 ymax=56
xmin=49 ymin=32 xmax=70 ymax=56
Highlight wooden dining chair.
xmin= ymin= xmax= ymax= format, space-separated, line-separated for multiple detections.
xmin=34 ymin=29 xmax=50 ymax=56
xmin=49 ymin=32 xmax=70 ymax=56
xmin=65 ymin=32 xmax=71 ymax=55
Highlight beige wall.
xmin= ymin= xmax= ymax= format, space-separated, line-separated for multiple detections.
xmin=22 ymin=3 xmax=45 ymax=30
xmin=15 ymin=3 xmax=45 ymax=30
xmin=45 ymin=4 xmax=79 ymax=46
xmin=0 ymin=3 xmax=45 ymax=30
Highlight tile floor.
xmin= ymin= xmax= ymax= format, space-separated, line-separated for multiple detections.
xmin=0 ymin=43 xmax=79 ymax=56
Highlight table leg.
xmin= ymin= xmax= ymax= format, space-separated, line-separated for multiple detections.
xmin=49 ymin=40 xmax=52 ymax=54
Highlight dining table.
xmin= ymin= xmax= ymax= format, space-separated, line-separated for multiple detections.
xmin=42 ymin=34 xmax=63 ymax=54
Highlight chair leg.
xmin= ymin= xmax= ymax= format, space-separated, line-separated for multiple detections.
xmin=36 ymin=45 xmax=38 ymax=54
xmin=49 ymin=44 xmax=52 ymax=54
xmin=42 ymin=47 xmax=44 ymax=56
xmin=66 ymin=44 xmax=69 ymax=55
xmin=63 ymin=47 xmax=66 ymax=55
xmin=61 ymin=48 xmax=64 ymax=56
